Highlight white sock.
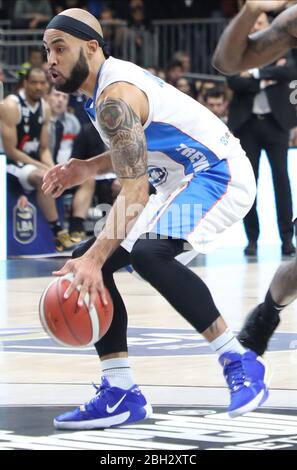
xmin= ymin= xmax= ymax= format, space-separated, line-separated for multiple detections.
xmin=209 ymin=329 xmax=246 ymax=356
xmin=101 ymin=358 xmax=135 ymax=390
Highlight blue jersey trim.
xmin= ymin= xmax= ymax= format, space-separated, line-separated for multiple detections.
xmin=152 ymin=159 xmax=231 ymax=239
xmin=84 ymin=63 xmax=105 ymax=121
xmin=145 ymin=121 xmax=220 ymax=175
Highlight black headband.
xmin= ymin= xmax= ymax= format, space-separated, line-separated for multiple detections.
xmin=46 ymin=15 xmax=109 ymax=57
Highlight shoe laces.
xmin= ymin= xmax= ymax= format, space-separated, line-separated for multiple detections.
xmin=83 ymin=380 xmax=110 ymax=411
xmin=224 ymin=360 xmax=246 ymax=393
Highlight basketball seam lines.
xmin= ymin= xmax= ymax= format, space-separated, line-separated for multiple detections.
xmin=56 ymin=278 xmax=83 ymax=346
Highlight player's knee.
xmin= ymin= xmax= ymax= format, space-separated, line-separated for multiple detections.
xmin=130 ymin=239 xmax=156 ymax=277
xmin=29 ymin=171 xmax=43 ymax=189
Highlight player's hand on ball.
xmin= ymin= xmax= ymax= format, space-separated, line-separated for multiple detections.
xmin=53 ymin=256 xmax=108 ymax=309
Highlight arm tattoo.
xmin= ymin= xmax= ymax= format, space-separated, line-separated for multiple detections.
xmin=207 ymin=320 xmax=222 ymax=338
xmin=249 ymin=11 xmax=297 ymax=55
xmin=96 ymin=97 xmax=147 ymax=179
xmin=249 ymin=27 xmax=285 ymax=54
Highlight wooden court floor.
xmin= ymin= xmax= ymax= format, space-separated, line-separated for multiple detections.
xmin=1 ymin=247 xmax=297 ymax=450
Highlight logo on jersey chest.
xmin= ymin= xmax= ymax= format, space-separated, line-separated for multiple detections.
xmin=21 ymin=107 xmax=30 ymax=118
xmin=22 ymin=138 xmax=39 ymax=155
xmin=21 ymin=106 xmax=43 ymax=129
xmin=147 ymin=166 xmax=168 ymax=186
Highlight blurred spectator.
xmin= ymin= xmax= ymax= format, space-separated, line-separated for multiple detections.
xmin=175 ymin=77 xmax=193 ymax=97
xmin=68 ymin=92 xmax=90 ymax=126
xmin=26 ymin=47 xmax=44 ymax=67
xmin=2 ymin=67 xmax=75 ymax=251
xmin=7 ymin=173 xmax=29 ymax=208
xmin=53 ymin=0 xmax=87 ymax=15
xmin=42 ymin=61 xmax=49 ymax=71
xmin=46 ymin=86 xmax=93 ymax=243
xmin=165 ymin=60 xmax=183 ymax=87
xmin=158 ymin=69 xmax=166 ymax=81
xmin=87 ymin=0 xmax=104 ymax=17
xmin=172 ymin=51 xmax=191 ymax=74
xmin=146 ymin=66 xmax=158 ymax=76
xmin=204 ymin=87 xmax=228 ymax=123
xmin=127 ymin=0 xmax=153 ymax=66
xmin=218 ymin=0 xmax=240 ymax=18
xmin=194 ymin=80 xmax=202 ymax=96
xmin=46 ymin=87 xmax=81 ymax=165
xmin=72 ymin=123 xmax=105 ymax=171
xmin=17 ymin=47 xmax=45 ymax=78
xmin=100 ymin=4 xmax=125 ymax=24
xmin=100 ymin=4 xmax=117 ymax=23
xmin=12 ymin=0 xmax=53 ymax=29
xmin=99 ymin=4 xmax=125 ymax=56
xmin=71 ymin=122 xmax=121 ymax=235
xmin=227 ymin=13 xmax=297 ymax=257
xmin=197 ymin=80 xmax=216 ymax=103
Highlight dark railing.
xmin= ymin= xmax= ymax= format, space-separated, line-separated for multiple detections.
xmin=0 ymin=18 xmax=227 ymax=94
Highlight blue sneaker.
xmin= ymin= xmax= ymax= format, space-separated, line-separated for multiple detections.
xmin=54 ymin=377 xmax=153 ymax=430
xmin=219 ymin=349 xmax=270 ymax=418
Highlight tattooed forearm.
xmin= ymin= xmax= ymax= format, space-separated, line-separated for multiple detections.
xmin=249 ymin=7 xmax=297 ymax=56
xmin=248 ymin=25 xmax=289 ymax=55
xmin=96 ymin=97 xmax=147 ymax=179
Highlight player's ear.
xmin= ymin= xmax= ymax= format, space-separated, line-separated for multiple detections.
xmin=86 ymin=39 xmax=98 ymax=56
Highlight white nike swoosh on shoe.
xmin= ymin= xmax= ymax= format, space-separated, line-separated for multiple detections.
xmin=106 ymin=394 xmax=127 ymax=414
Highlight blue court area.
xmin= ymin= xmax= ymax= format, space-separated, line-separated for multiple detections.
xmin=1 ymin=326 xmax=297 ymax=356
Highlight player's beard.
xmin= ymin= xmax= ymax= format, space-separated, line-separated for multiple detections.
xmin=55 ymin=48 xmax=89 ymax=93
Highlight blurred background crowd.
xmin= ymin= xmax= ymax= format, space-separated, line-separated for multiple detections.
xmin=1 ymin=0 xmax=297 ymax=256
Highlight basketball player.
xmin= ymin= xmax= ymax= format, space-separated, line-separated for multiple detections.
xmin=42 ymin=8 xmax=268 ymax=430
xmin=213 ymin=0 xmax=297 ymax=356
xmin=1 ymin=67 xmax=75 ymax=251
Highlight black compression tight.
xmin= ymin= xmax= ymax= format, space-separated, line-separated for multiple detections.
xmin=73 ymin=238 xmax=130 ymax=356
xmin=72 ymin=235 xmax=221 ymax=357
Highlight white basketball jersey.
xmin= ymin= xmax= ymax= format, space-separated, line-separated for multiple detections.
xmin=85 ymin=57 xmax=246 ymax=195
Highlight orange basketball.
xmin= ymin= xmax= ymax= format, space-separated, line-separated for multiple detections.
xmin=39 ymin=274 xmax=113 ymax=347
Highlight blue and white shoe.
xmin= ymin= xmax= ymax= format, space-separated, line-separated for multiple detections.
xmin=219 ymin=349 xmax=270 ymax=418
xmin=54 ymin=377 xmax=153 ymax=430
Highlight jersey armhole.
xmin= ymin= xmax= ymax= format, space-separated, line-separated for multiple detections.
xmin=97 ymin=79 xmax=154 ymax=130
